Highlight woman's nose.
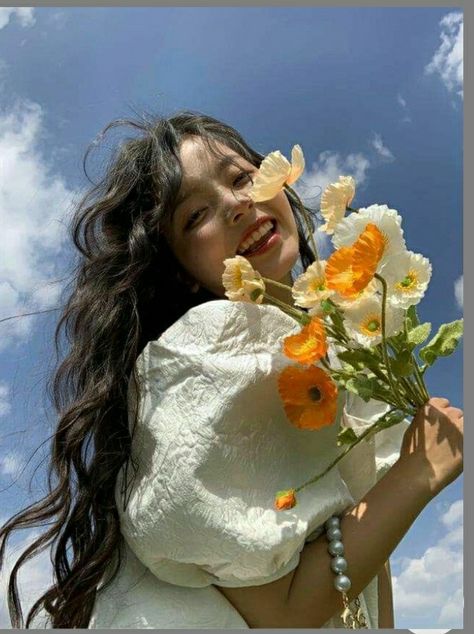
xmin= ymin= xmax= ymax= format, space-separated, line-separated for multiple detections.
xmin=224 ymin=190 xmax=255 ymax=224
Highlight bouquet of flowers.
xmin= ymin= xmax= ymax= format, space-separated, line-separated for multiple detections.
xmin=221 ymin=145 xmax=463 ymax=512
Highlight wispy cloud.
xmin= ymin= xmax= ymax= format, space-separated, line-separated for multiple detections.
xmin=454 ymin=275 xmax=463 ymax=310
xmin=0 ymin=7 xmax=35 ymax=30
xmin=0 ymin=382 xmax=11 ymax=417
xmin=392 ymin=499 xmax=463 ymax=628
xmin=0 ymin=451 xmax=21 ymax=477
xmin=425 ymin=11 xmax=463 ymax=98
xmin=0 ymin=99 xmax=78 ymax=351
xmin=397 ymin=93 xmax=412 ymax=124
xmin=370 ymin=132 xmax=395 ymax=161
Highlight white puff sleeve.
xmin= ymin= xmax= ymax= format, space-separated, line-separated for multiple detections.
xmin=337 ymin=392 xmax=411 ymax=503
xmin=115 ymin=299 xmax=356 ymax=590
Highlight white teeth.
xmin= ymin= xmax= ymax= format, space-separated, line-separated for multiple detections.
xmin=238 ymin=221 xmax=274 ymax=254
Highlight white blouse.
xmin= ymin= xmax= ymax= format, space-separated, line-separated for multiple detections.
xmin=89 ymin=299 xmax=409 ymax=629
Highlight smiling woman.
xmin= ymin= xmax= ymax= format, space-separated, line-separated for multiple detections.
xmin=0 ymin=110 xmax=463 ymax=630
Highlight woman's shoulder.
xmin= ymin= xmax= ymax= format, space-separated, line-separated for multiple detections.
xmin=140 ymin=299 xmax=300 ymax=362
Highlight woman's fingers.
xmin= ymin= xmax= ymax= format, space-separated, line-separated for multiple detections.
xmin=446 ymin=407 xmax=464 ymax=420
xmin=429 ymin=396 xmax=450 ymax=408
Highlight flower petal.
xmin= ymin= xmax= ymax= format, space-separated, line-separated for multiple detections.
xmin=283 ymin=317 xmax=328 ymax=365
xmin=248 ymin=150 xmax=291 ymax=202
xmin=319 ymin=176 xmax=356 ymax=235
xmin=286 ymin=144 xmax=305 ymax=186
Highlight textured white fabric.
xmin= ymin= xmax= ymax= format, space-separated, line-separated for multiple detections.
xmin=89 ymin=299 xmax=409 ymax=629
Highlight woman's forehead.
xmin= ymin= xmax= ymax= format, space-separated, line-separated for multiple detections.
xmin=178 ymin=137 xmax=250 ymax=188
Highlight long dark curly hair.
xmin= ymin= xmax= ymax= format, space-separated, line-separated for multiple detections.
xmin=0 ymin=110 xmax=317 ymax=628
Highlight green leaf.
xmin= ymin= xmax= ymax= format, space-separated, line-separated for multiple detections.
xmin=389 ymin=350 xmax=415 ymax=377
xmin=337 ymin=348 xmax=380 ymax=371
xmin=250 ymin=288 xmax=264 ymax=302
xmin=337 ymin=427 xmax=358 ymax=446
xmin=406 ymin=305 xmax=420 ymax=330
xmin=345 ymin=376 xmax=378 ymax=402
xmin=419 ymin=319 xmax=464 ymax=367
xmin=375 ymin=410 xmax=407 ymax=430
xmin=407 ymin=322 xmax=432 ymax=347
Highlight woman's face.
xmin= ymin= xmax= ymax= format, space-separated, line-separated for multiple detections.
xmin=163 ymin=135 xmax=300 ymax=298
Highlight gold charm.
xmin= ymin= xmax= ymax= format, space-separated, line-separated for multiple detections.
xmin=340 ymin=593 xmax=369 ymax=629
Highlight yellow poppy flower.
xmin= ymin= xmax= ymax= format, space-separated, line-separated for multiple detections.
xmin=249 ymin=145 xmax=305 ymax=202
xmin=319 ymin=176 xmax=356 ymax=235
xmin=222 ymin=255 xmax=265 ymax=303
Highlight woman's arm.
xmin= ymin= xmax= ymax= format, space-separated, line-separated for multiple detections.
xmin=216 ymin=458 xmax=429 ymax=628
xmin=378 ymin=559 xmax=395 ymax=628
xmin=215 ymin=398 xmax=463 ymax=628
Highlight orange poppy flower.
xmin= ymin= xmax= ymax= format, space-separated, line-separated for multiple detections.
xmin=352 ymin=223 xmax=385 ymax=279
xmin=277 ymin=365 xmax=338 ymax=430
xmin=325 ymin=223 xmax=385 ymax=298
xmin=274 ymin=488 xmax=297 ymax=511
xmin=282 ymin=317 xmax=328 ymax=365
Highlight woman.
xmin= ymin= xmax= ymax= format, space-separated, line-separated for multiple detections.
xmin=0 ymin=111 xmax=463 ymax=629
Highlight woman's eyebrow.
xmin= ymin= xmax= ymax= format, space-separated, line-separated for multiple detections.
xmin=176 ymin=154 xmax=246 ymax=207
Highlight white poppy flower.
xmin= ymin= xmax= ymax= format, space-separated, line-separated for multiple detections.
xmin=249 ymin=145 xmax=305 ymax=202
xmin=332 ymin=204 xmax=406 ymax=267
xmin=291 ymin=260 xmax=334 ymax=314
xmin=343 ymin=295 xmax=405 ymax=347
xmin=380 ymin=250 xmax=432 ymax=308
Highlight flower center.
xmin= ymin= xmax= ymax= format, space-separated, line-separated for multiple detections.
xmin=362 ymin=316 xmax=381 ymax=335
xmin=308 ymin=386 xmax=322 ymax=401
xmin=310 ymin=279 xmax=326 ymax=293
xmin=398 ymin=271 xmax=416 ymax=289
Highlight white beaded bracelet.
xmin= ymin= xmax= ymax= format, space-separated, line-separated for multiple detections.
xmin=324 ymin=515 xmax=369 ymax=629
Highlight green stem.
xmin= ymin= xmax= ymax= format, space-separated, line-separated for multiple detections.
xmin=414 ymin=362 xmax=430 ymax=402
xmin=261 ymin=276 xmax=293 ymax=292
xmin=262 ymin=292 xmax=310 ymax=325
xmin=294 ymin=415 xmax=384 ymax=494
xmin=284 ymin=184 xmax=320 ymax=262
xmin=373 ymin=273 xmax=406 ymax=410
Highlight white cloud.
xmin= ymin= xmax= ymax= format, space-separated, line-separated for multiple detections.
xmin=397 ymin=94 xmax=407 ymax=109
xmin=0 ymin=451 xmax=21 ymax=477
xmin=0 ymin=529 xmax=52 ymax=628
xmin=441 ymin=498 xmax=463 ymax=529
xmin=425 ymin=12 xmax=463 ymax=98
xmin=393 ymin=499 xmax=463 ymax=628
xmin=370 ymin=132 xmax=395 ymax=161
xmin=0 ymin=8 xmax=35 ymax=30
xmin=454 ymin=275 xmax=463 ymax=309
xmin=0 ymin=381 xmax=11 ymax=417
xmin=397 ymin=93 xmax=412 ymax=124
xmin=0 ymin=99 xmax=78 ymax=350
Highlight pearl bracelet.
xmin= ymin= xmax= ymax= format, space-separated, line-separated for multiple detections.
xmin=324 ymin=515 xmax=369 ymax=629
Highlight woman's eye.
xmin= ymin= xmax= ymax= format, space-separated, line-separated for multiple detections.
xmin=233 ymin=171 xmax=254 ymax=187
xmin=186 ymin=207 xmax=206 ymax=229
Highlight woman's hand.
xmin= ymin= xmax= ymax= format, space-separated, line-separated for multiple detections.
xmin=397 ymin=396 xmax=463 ymax=499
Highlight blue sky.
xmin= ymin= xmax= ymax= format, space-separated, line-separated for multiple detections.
xmin=0 ymin=7 xmax=463 ymax=629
